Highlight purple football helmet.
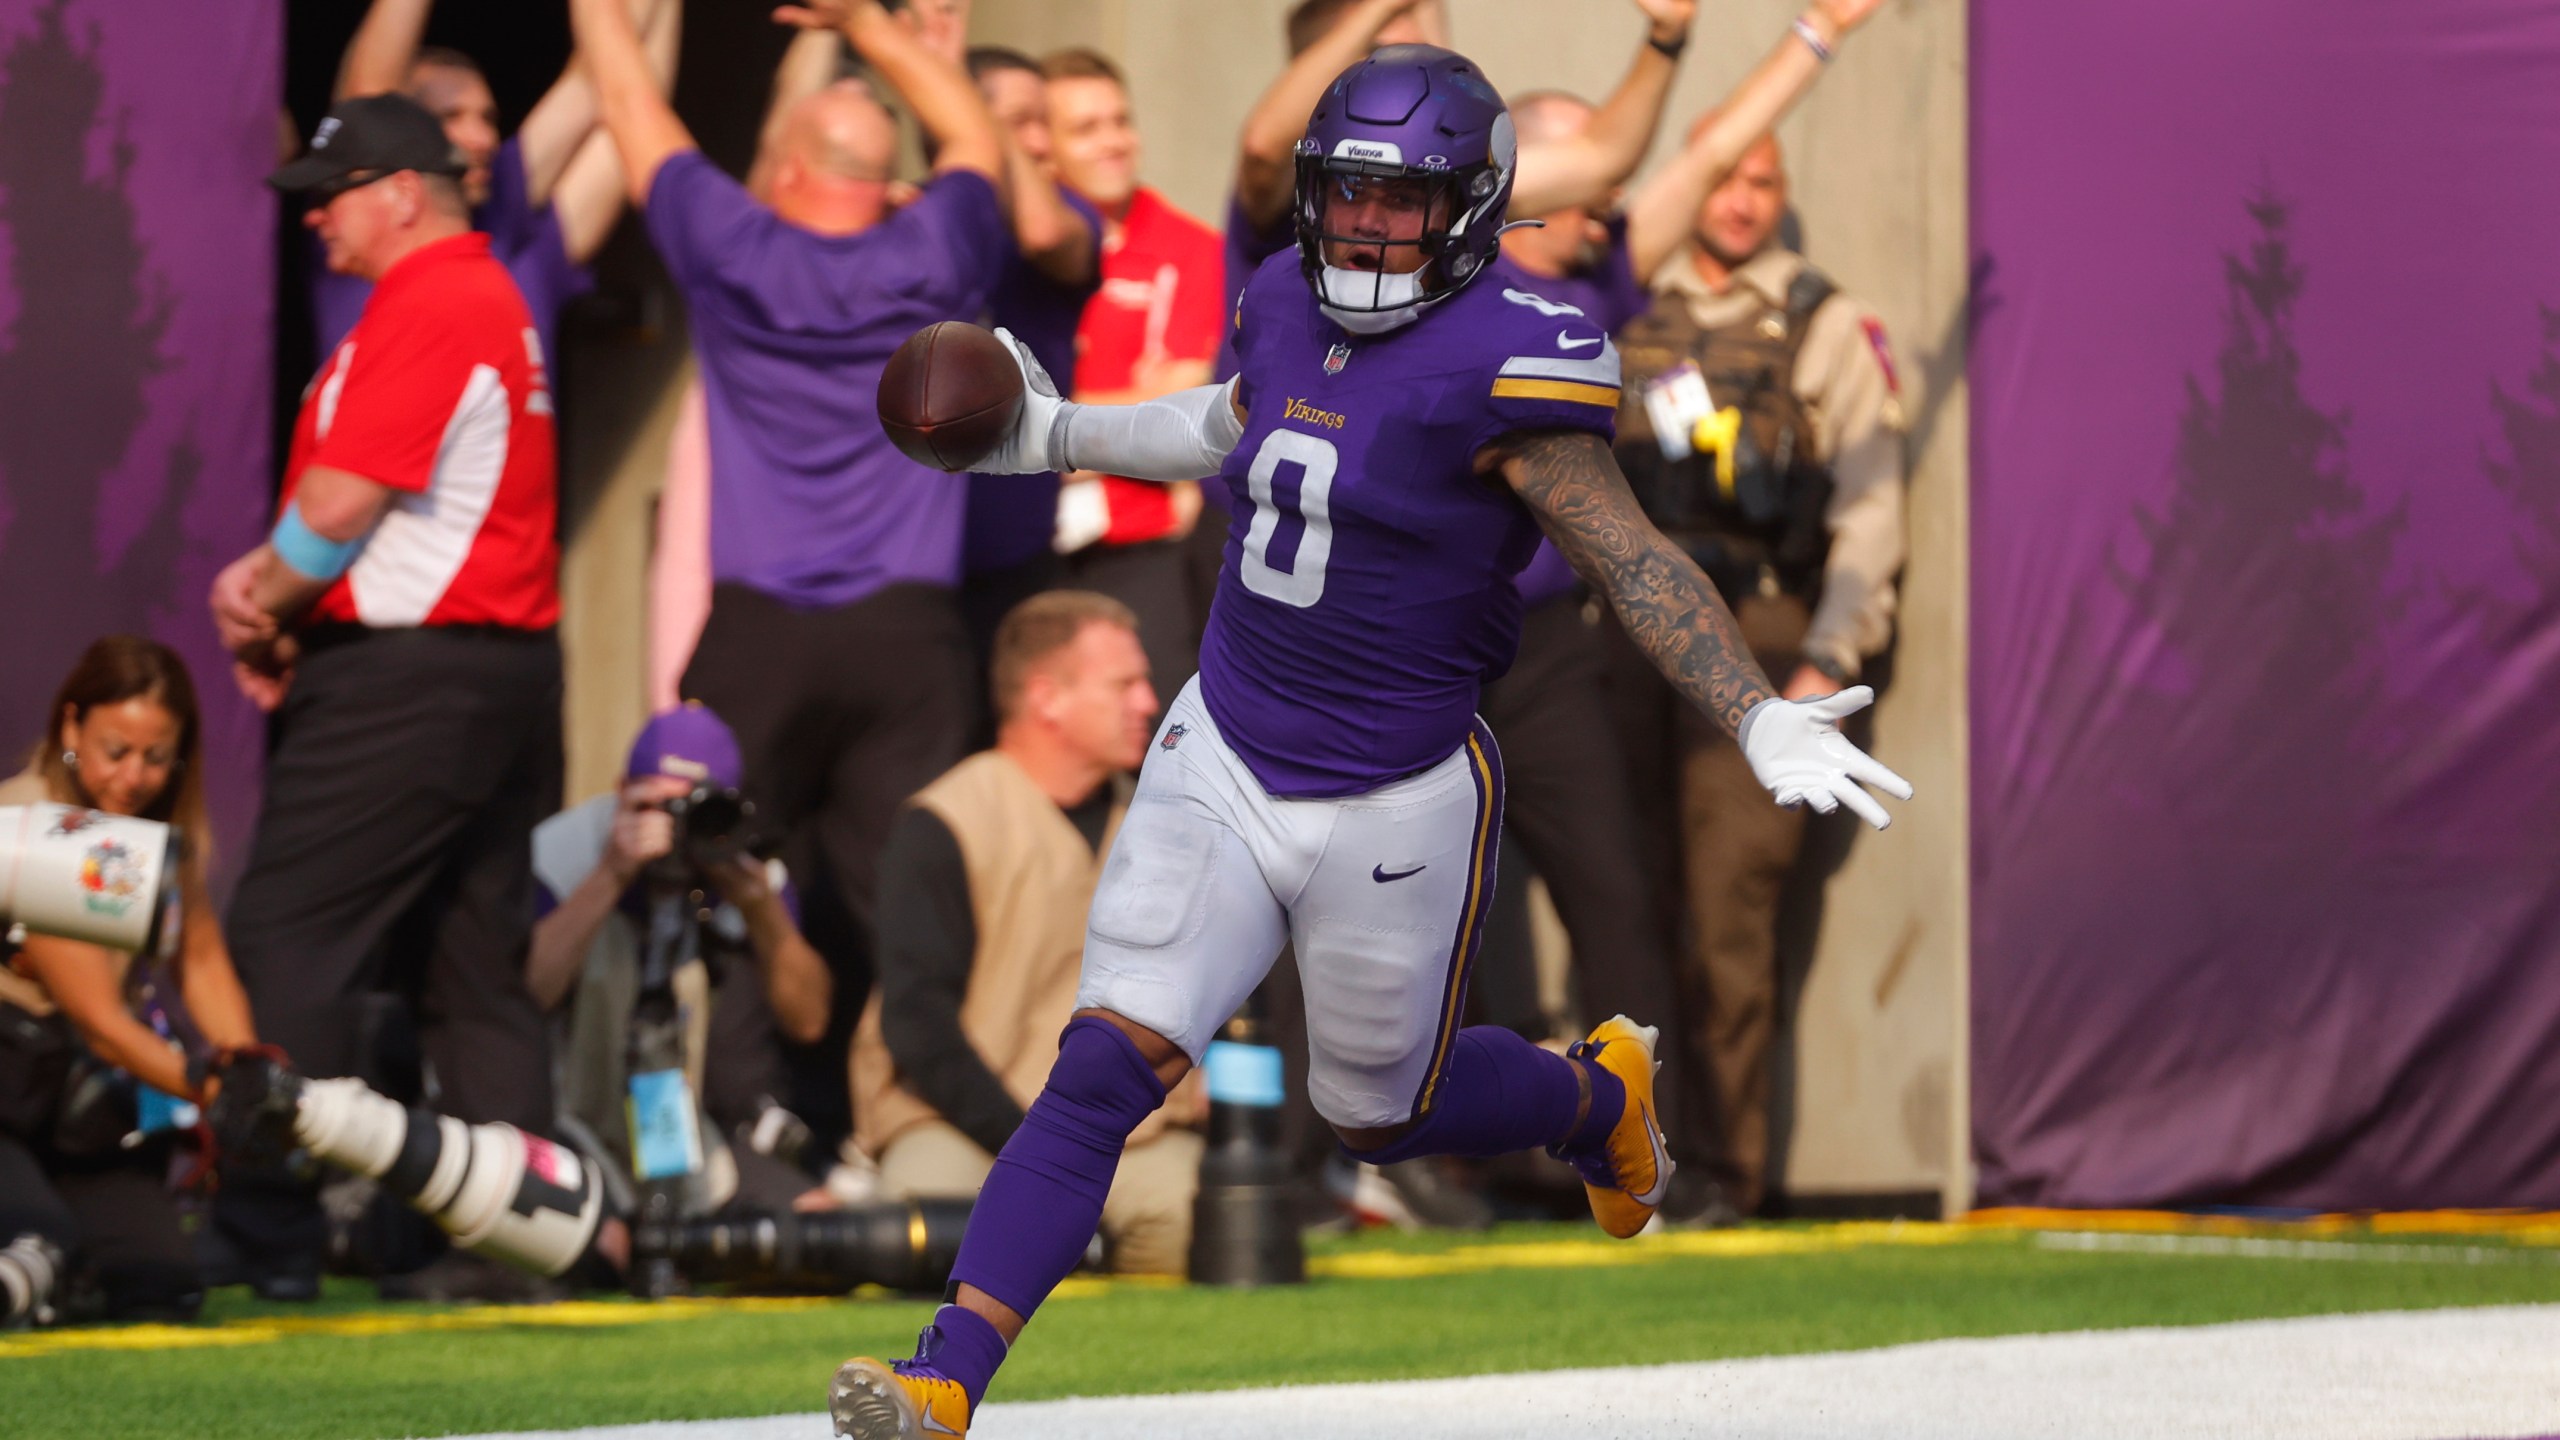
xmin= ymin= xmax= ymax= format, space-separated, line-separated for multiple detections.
xmin=1293 ymin=44 xmax=1516 ymax=323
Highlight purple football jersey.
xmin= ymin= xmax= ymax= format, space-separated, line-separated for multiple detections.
xmin=1489 ymin=215 xmax=1644 ymax=608
xmin=964 ymin=189 xmax=1104 ymax=574
xmin=1198 ymin=252 xmax=1622 ymax=797
xmin=646 ymin=155 xmax=1006 ymax=608
xmin=311 ymin=137 xmax=593 ymax=367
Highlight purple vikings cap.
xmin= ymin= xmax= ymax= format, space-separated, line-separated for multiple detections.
xmin=625 ymin=704 xmax=744 ymax=788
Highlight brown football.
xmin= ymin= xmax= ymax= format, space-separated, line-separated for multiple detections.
xmin=877 ymin=321 xmax=1025 ymax=472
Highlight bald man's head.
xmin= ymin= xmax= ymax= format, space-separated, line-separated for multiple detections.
xmin=1507 ymin=90 xmax=1593 ymax=148
xmin=784 ymin=81 xmax=898 ymax=183
xmin=1498 ymin=90 xmax=1606 ymax=280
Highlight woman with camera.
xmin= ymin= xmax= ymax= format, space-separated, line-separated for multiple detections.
xmin=0 ymin=636 xmax=259 ymax=1323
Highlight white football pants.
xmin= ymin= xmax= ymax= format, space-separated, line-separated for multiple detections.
xmin=1076 ymin=676 xmax=1503 ymax=1129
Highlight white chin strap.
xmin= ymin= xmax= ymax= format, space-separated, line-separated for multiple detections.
xmin=1318 ymin=265 xmax=1432 ymax=335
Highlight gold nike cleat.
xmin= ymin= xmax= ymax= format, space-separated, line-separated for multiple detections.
xmin=1563 ymin=1015 xmax=1674 ymax=1239
xmin=830 ymin=1357 xmax=971 ymax=1440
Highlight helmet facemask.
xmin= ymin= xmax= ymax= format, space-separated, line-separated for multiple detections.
xmin=1293 ymin=138 xmax=1509 ymax=334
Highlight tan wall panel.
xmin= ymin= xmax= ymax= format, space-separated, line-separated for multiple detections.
xmin=1736 ymin=0 xmax=1967 ymax=1206
xmin=559 ymin=348 xmax=690 ymax=808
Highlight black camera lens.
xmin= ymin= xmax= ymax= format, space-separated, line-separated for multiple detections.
xmin=658 ymin=785 xmax=762 ymax=873
xmin=633 ymin=1201 xmax=970 ymax=1294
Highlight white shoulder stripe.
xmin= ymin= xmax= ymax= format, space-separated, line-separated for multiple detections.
xmin=1498 ymin=339 xmax=1621 ymax=387
xmin=346 ymin=363 xmax=511 ymax=627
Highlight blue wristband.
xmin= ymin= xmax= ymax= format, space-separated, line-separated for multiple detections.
xmin=271 ymin=500 xmax=362 ymax=581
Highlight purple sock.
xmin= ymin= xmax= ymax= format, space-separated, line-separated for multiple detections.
xmin=905 ymin=1304 xmax=1009 ymax=1410
xmin=1348 ymin=1026 xmax=1624 ymax=1165
xmin=930 ymin=1015 xmax=1165 ymax=1379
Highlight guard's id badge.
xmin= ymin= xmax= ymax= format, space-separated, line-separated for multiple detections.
xmin=627 ymin=1068 xmax=703 ymax=1181
xmin=1643 ymin=361 xmax=1717 ymax=462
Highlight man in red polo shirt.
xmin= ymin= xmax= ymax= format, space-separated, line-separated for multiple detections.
xmin=1041 ymin=48 xmax=1225 ymax=692
xmin=205 ymin=94 xmax=563 ymax=1300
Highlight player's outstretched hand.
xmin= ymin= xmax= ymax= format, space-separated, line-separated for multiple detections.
xmin=1738 ymin=687 xmax=1913 ymax=830
xmin=976 ymin=326 xmax=1071 ymax=477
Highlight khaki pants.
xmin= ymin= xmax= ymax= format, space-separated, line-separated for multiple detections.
xmin=876 ymin=1120 xmax=1203 ymax=1278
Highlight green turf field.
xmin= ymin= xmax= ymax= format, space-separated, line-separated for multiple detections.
xmin=5 ymin=1221 xmax=2557 ymax=1440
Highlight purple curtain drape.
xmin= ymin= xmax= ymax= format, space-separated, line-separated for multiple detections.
xmin=0 ymin=0 xmax=277 ymax=884
xmin=1970 ymin=0 xmax=2560 ymax=1209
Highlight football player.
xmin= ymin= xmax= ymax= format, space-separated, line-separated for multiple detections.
xmin=828 ymin=46 xmax=1911 ymax=1440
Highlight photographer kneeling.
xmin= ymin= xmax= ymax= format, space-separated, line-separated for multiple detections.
xmin=1 ymin=638 xmax=258 ymax=1324
xmin=529 ymin=705 xmax=834 ymax=1229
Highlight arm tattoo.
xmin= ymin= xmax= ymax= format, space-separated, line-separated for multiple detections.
xmin=1500 ymin=429 xmax=1774 ymax=734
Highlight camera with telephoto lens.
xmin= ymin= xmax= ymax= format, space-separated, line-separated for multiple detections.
xmin=206 ymin=1055 xmax=973 ymax=1296
xmin=656 ymin=784 xmax=766 ymax=876
xmin=212 ymin=1051 xmax=608 ymax=1278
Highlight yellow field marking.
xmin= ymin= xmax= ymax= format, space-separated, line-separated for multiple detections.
xmin=1966 ymin=1208 xmax=2560 ymax=1246
xmin=35 ymin=1209 xmax=2396 ymax=1352
xmin=0 ymin=1294 xmax=834 ymax=1359
xmin=1308 ymin=1221 xmax=1974 ymax=1281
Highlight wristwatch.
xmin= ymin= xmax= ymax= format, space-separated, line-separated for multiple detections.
xmin=1648 ymin=30 xmax=1689 ymax=60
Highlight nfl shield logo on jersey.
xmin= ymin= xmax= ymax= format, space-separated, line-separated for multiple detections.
xmin=1323 ymin=343 xmax=1351 ymax=375
xmin=1159 ymin=722 xmax=1189 ymax=751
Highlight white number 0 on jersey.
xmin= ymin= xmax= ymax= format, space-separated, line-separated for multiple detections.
xmin=1239 ymin=429 xmax=1337 ymax=608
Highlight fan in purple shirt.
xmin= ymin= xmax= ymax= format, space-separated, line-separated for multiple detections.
xmin=305 ymin=0 xmax=676 ymax=367
xmin=570 ymin=0 xmax=1014 ymax=1057
xmin=828 ymin=44 xmax=1912 ymax=1440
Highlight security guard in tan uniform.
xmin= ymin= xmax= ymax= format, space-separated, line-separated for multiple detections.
xmin=1608 ymin=131 xmax=1904 ymax=1214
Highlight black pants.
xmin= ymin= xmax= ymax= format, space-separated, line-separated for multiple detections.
xmin=1480 ymin=594 xmax=1722 ymax=1178
xmin=1063 ymin=539 xmax=1200 ymax=695
xmin=699 ymin=940 xmax=789 ymax=1136
xmin=216 ymin=626 xmax=564 ymax=1270
xmin=959 ymin=552 xmax=1066 ymax=745
xmin=682 ymin=583 xmax=974 ymax=943
xmin=0 ymin=1011 xmax=202 ymax=1320
xmin=681 ymin=583 xmax=974 ymax=1141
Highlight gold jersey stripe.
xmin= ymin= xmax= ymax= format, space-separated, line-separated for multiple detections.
xmin=1490 ymin=377 xmax=1621 ymax=408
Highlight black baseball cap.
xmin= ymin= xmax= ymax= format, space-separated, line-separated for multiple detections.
xmin=268 ymin=93 xmax=468 ymax=196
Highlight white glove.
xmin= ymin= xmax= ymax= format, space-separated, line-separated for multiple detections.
xmin=1738 ymin=687 xmax=1914 ymax=830
xmin=974 ymin=326 xmax=1075 ymax=476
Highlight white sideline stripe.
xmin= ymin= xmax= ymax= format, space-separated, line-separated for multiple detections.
xmin=440 ymin=1304 xmax=2560 ymax=1440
